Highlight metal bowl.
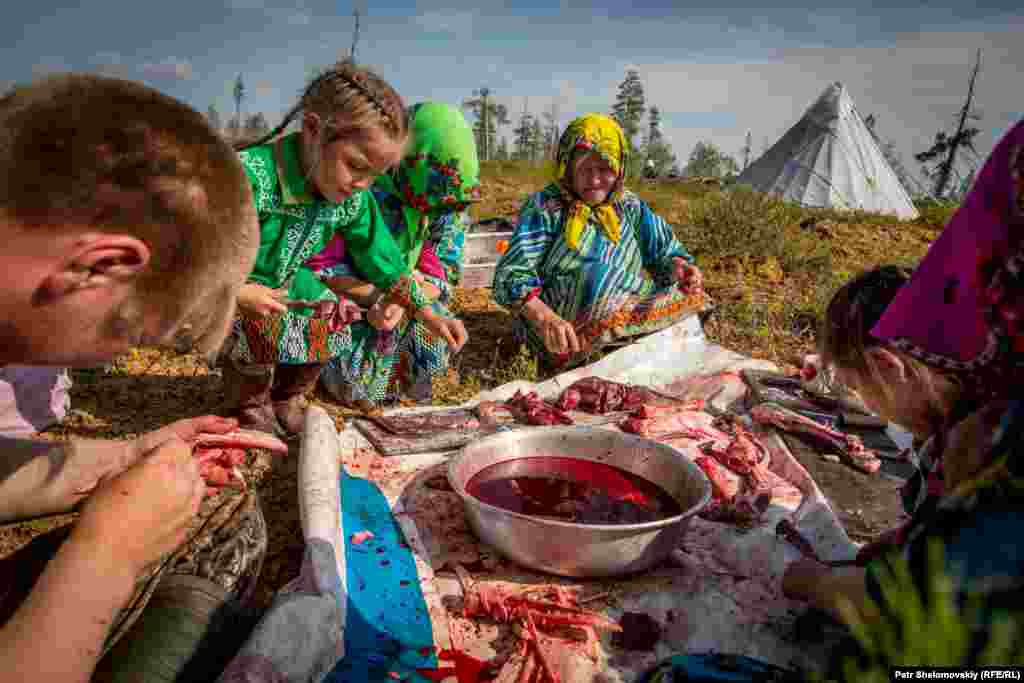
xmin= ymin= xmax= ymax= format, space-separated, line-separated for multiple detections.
xmin=446 ymin=426 xmax=712 ymax=578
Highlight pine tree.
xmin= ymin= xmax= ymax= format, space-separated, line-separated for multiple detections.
xmin=206 ymin=104 xmax=222 ymax=133
xmin=741 ymin=131 xmax=753 ymax=170
xmin=542 ymin=102 xmax=559 ymax=160
xmin=462 ymin=87 xmax=509 ymax=161
xmin=496 ymin=137 xmax=510 ymax=161
xmin=232 ymin=74 xmax=245 ymax=139
xmin=684 ymin=141 xmax=725 ymax=178
xmin=646 ymin=106 xmax=663 ymax=144
xmin=529 ymin=118 xmax=546 ymax=162
xmin=244 ymin=112 xmax=270 ymax=138
xmin=513 ymin=98 xmax=534 ymax=161
xmin=641 ymin=105 xmax=675 ymax=176
xmin=611 ymin=69 xmax=646 ymax=145
xmin=611 ymin=69 xmax=646 ymax=176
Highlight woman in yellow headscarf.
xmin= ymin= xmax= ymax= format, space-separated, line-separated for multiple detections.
xmin=492 ymin=113 xmax=706 ymax=369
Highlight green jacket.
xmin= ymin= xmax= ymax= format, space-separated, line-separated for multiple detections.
xmin=239 ymin=132 xmax=410 ymax=304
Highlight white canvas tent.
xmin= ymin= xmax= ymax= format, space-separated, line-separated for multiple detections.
xmin=737 ymin=82 xmax=919 ymax=220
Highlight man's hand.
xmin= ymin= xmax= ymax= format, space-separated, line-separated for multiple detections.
xmin=237 ymin=283 xmax=288 ymax=317
xmin=133 ymin=415 xmax=239 ymax=457
xmin=673 ymin=258 xmax=703 ymax=294
xmin=71 ymin=438 xmax=205 ymax=577
xmin=416 ymin=308 xmax=468 ymax=353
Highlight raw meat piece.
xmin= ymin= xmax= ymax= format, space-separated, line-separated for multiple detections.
xmin=507 ymin=391 xmax=573 ymax=426
xmin=621 ymin=408 xmax=726 ymax=441
xmin=556 ymin=388 xmax=581 ymax=412
xmin=191 ymin=432 xmax=282 ymax=493
xmin=350 ymin=530 xmax=375 ymax=545
xmin=631 ymin=400 xmax=704 ymax=419
xmin=369 ymin=410 xmax=481 ymax=436
xmin=453 ymin=565 xmax=617 ymax=680
xmin=554 ymin=377 xmax=652 ymax=414
xmin=699 ymin=421 xmax=771 ymax=492
xmin=695 ymin=455 xmax=733 ymax=501
xmin=193 ymin=429 xmax=289 ymax=454
xmin=749 ymin=403 xmax=881 ymax=474
xmin=474 ymin=401 xmax=517 ymax=428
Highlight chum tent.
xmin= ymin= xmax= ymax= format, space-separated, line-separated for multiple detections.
xmin=736 ymin=82 xmax=919 ymax=220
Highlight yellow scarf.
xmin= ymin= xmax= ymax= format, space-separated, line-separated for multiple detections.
xmin=555 ymin=114 xmax=627 ymax=250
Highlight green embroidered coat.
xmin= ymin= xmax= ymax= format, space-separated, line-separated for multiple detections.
xmin=228 ymin=133 xmax=414 ymax=365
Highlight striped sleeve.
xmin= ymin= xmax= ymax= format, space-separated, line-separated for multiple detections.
xmin=492 ymin=192 xmax=555 ymax=309
xmin=635 ymin=197 xmax=693 ymax=286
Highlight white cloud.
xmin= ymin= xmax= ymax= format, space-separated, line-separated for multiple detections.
xmin=597 ymin=21 xmax=1023 ymax=185
xmin=141 ymin=58 xmax=194 ymax=81
xmin=413 ymin=10 xmax=476 ymax=35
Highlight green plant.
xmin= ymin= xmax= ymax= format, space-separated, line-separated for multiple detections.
xmin=821 ymin=540 xmax=1023 ymax=682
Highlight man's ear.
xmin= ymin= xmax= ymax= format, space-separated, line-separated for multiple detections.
xmin=865 ymin=346 xmax=908 ymax=383
xmin=41 ymin=234 xmax=151 ymax=299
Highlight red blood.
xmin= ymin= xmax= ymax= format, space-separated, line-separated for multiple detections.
xmin=467 ymin=457 xmax=679 ymax=525
xmin=416 ymin=649 xmax=489 ymax=683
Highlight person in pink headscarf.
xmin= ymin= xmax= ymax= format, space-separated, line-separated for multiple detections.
xmin=782 ymin=120 xmax=1024 ymax=670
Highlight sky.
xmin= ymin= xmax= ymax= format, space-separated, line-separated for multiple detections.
xmin=4 ymin=0 xmax=1023 ymax=188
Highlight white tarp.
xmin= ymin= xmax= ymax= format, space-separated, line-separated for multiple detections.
xmin=295 ymin=317 xmax=861 ymax=680
xmin=736 ymin=82 xmax=919 ymax=220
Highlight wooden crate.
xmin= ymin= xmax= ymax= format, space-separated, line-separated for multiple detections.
xmin=460 ymin=230 xmax=512 ymax=289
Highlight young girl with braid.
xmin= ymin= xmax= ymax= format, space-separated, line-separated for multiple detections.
xmin=222 ymin=61 xmax=467 ymax=436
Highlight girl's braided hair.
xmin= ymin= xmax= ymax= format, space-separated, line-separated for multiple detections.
xmin=236 ymin=61 xmax=407 ymax=152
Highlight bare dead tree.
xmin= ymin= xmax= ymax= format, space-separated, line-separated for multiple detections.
xmin=741 ymin=131 xmax=752 ymax=170
xmin=916 ymin=48 xmax=983 ymax=199
xmin=349 ymin=8 xmax=361 ymax=62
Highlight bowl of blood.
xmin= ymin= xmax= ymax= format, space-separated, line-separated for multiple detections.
xmin=447 ymin=426 xmax=712 ymax=577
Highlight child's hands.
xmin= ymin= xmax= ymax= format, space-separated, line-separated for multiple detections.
xmin=367 ymin=301 xmax=405 ymax=332
xmin=237 ymin=283 xmax=288 ymax=317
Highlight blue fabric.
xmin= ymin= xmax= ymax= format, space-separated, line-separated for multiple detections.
xmin=325 ymin=471 xmax=439 ymax=682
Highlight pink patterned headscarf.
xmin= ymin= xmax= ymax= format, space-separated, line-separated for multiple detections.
xmin=871 ymin=120 xmax=1024 ymax=396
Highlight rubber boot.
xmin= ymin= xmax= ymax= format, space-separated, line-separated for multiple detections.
xmin=270 ymin=363 xmax=325 ymax=436
xmin=222 ymin=360 xmax=287 ymax=439
xmin=92 ymin=492 xmax=268 ymax=683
